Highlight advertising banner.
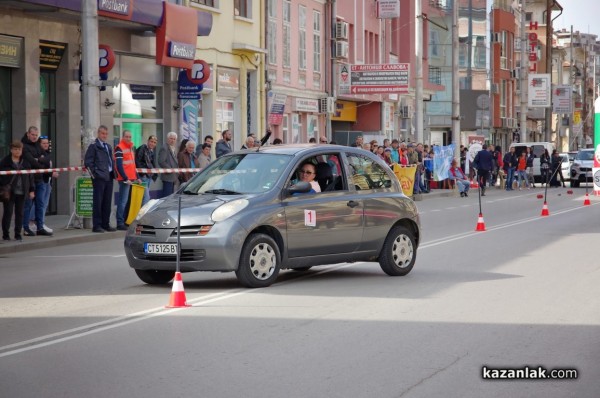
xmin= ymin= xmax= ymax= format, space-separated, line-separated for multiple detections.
xmin=393 ymin=164 xmax=416 ymax=197
xmin=528 ymin=74 xmax=551 ymax=108
xmin=433 ymin=144 xmax=455 ymax=181
xmin=552 ymin=85 xmax=572 ymax=113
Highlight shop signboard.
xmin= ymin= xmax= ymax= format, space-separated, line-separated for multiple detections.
xmin=177 ymin=70 xmax=202 ymax=100
xmin=268 ymin=91 xmax=287 ymax=125
xmin=75 ymin=177 xmax=93 ymax=217
xmin=528 ymin=73 xmax=551 ymax=108
xmin=349 ymin=63 xmax=409 ymax=94
xmin=0 ymin=34 xmax=23 ymax=68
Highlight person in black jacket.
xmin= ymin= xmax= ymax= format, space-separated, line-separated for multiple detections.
xmin=503 ymin=147 xmax=517 ymax=191
xmin=473 ymin=144 xmax=494 ymax=196
xmin=84 ymin=125 xmax=116 ymax=233
xmin=135 ymin=135 xmax=158 ymax=206
xmin=0 ymin=141 xmax=35 ymax=241
xmin=21 ymin=126 xmax=52 ymax=236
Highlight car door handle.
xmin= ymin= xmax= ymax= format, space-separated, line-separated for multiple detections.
xmin=347 ymin=200 xmax=359 ymax=208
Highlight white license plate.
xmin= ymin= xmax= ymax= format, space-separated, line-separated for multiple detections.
xmin=144 ymin=243 xmax=178 ymax=255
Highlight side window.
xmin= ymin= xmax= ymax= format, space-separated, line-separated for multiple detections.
xmin=288 ymin=154 xmax=345 ymax=193
xmin=346 ymin=153 xmax=392 ymax=190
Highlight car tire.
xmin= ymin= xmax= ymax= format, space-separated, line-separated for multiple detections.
xmin=378 ymin=225 xmax=417 ymax=276
xmin=571 ymin=179 xmax=579 ymax=188
xmin=236 ymin=233 xmax=281 ymax=288
xmin=135 ymin=269 xmax=174 ymax=285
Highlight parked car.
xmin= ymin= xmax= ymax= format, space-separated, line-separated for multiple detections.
xmin=570 ymin=148 xmax=594 ymax=187
xmin=559 ymin=153 xmax=571 ymax=178
xmin=124 ymin=145 xmax=421 ymax=288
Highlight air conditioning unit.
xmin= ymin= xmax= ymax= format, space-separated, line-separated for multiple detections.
xmin=334 ymin=41 xmax=349 ymax=59
xmin=490 ymin=83 xmax=499 ymax=93
xmin=319 ymin=97 xmax=336 ymax=114
xmin=335 ymin=21 xmax=349 ymax=40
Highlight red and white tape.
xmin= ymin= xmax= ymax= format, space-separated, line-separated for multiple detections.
xmin=0 ymin=166 xmax=203 ymax=175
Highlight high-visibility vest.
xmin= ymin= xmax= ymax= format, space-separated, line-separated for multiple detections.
xmin=114 ymin=142 xmax=137 ymax=181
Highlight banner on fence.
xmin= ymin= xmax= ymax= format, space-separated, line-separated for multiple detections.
xmin=393 ymin=164 xmax=416 ymax=197
xmin=433 ymin=143 xmax=455 ymax=181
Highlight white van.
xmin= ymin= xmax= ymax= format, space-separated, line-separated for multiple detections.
xmin=508 ymin=142 xmax=556 ymax=181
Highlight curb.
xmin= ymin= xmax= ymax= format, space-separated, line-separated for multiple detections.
xmin=0 ymin=230 xmax=126 ymax=255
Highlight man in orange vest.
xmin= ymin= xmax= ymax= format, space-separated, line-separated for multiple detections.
xmin=114 ymin=130 xmax=140 ymax=230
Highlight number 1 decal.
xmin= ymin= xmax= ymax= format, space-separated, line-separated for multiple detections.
xmin=304 ymin=210 xmax=316 ymax=227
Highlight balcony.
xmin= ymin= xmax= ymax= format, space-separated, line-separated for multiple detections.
xmin=429 ymin=66 xmax=442 ymax=86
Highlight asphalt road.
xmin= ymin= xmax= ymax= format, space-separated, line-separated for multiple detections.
xmin=0 ymin=187 xmax=599 ymax=398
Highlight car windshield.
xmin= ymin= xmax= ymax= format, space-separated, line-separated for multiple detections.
xmin=183 ymin=153 xmax=292 ymax=194
xmin=576 ymin=151 xmax=594 ymax=161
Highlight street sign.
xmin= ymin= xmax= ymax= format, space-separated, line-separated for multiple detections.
xmin=350 ymin=63 xmax=409 ymax=94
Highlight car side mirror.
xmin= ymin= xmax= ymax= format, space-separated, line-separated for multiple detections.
xmin=287 ymin=181 xmax=312 ymax=195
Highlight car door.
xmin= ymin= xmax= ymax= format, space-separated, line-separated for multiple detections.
xmin=283 ymin=152 xmax=364 ymax=257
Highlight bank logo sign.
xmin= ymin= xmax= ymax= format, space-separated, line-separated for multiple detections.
xmin=168 ymin=41 xmax=196 ymax=60
xmin=98 ymin=0 xmax=131 ymax=16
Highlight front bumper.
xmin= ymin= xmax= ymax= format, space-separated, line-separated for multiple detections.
xmin=124 ymin=219 xmax=248 ymax=272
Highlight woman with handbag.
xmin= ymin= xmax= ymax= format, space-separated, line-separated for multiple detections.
xmin=0 ymin=141 xmax=35 ymax=241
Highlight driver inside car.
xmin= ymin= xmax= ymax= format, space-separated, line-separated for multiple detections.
xmin=292 ymin=162 xmax=321 ymax=194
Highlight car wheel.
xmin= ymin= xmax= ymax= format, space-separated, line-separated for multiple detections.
xmin=235 ymin=233 xmax=281 ymax=288
xmin=135 ymin=269 xmax=174 ymax=285
xmin=571 ymin=179 xmax=579 ymax=188
xmin=379 ymin=225 xmax=416 ymax=276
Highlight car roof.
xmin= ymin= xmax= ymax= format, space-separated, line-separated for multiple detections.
xmin=237 ymin=144 xmax=348 ymax=156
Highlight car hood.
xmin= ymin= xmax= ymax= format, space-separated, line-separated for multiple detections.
xmin=573 ymin=159 xmax=593 ymax=167
xmin=138 ymin=194 xmax=235 ymax=226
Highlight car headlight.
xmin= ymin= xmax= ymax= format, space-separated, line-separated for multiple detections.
xmin=211 ymin=199 xmax=249 ymax=222
xmin=135 ymin=199 xmax=163 ymax=221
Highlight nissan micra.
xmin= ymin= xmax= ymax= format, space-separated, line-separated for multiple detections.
xmin=124 ymin=144 xmax=420 ymax=288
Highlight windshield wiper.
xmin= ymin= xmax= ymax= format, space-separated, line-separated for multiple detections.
xmin=182 ymin=189 xmax=198 ymax=195
xmin=203 ymin=189 xmax=242 ymax=195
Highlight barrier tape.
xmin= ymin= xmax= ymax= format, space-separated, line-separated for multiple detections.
xmin=0 ymin=167 xmax=203 ymax=175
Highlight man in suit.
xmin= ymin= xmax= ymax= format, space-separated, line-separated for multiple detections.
xmin=84 ymin=125 xmax=116 ymax=233
xmin=158 ymin=131 xmax=179 ymax=198
xmin=473 ymin=144 xmax=494 ymax=196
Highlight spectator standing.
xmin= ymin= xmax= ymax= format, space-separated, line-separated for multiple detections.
xmin=28 ymin=136 xmax=57 ymax=233
xmin=177 ymin=140 xmax=197 ymax=183
xmin=272 ymin=138 xmax=283 ymax=145
xmin=362 ymin=142 xmax=371 ymax=152
xmin=383 ymin=138 xmax=391 ymax=149
xmin=195 ymin=135 xmax=213 ymax=158
xmin=526 ymin=147 xmax=536 ymax=188
xmin=241 ymin=136 xmax=255 ymax=150
xmin=416 ymin=143 xmax=428 ymax=193
xmin=390 ymin=139 xmax=400 ymax=163
xmin=407 ymin=144 xmax=421 ymax=194
xmin=158 ymin=131 xmax=179 ymax=197
xmin=198 ymin=143 xmax=212 ymax=169
xmin=503 ymin=147 xmax=516 ymax=191
xmin=21 ymin=126 xmax=52 ymax=236
xmin=492 ymin=146 xmax=504 ymax=188
xmin=135 ymin=135 xmax=158 ymax=206
xmin=449 ymin=159 xmax=470 ymax=197
xmin=383 ymin=148 xmax=394 ymax=166
xmin=215 ymin=129 xmax=233 ymax=158
xmin=84 ymin=125 xmax=116 ymax=233
xmin=1 ymin=141 xmax=35 ymax=241
xmin=319 ymin=135 xmax=328 ymax=144
xmin=350 ymin=135 xmax=363 ymax=148
xmin=516 ymin=152 xmax=530 ymax=190
xmin=540 ymin=149 xmax=551 ymax=186
xmin=114 ymin=130 xmax=140 ymax=230
xmin=549 ymin=150 xmax=562 ymax=187
xmin=473 ymin=144 xmax=494 ymax=196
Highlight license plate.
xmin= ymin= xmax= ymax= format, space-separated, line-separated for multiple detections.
xmin=144 ymin=243 xmax=178 ymax=255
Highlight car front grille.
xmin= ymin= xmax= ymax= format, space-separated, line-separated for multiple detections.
xmin=170 ymin=225 xmax=209 ymax=237
xmin=133 ymin=248 xmax=206 ymax=262
xmin=137 ymin=225 xmax=157 ymax=236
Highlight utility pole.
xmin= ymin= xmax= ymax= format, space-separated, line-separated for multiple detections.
xmin=544 ymin=0 xmax=552 ymax=142
xmin=452 ymin=0 xmax=460 ymax=161
xmin=520 ymin=0 xmax=528 ymax=143
xmin=569 ymin=25 xmax=574 ymax=151
xmin=81 ymin=0 xmax=100 ymax=151
xmin=415 ymin=0 xmax=423 ymax=143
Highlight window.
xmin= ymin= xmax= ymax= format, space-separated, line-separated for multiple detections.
xmin=289 ymin=154 xmax=345 ymax=192
xmin=459 ymin=37 xmax=468 ymax=67
xmin=299 ymin=5 xmax=306 ymax=70
xmin=347 ymin=153 xmax=392 ymax=190
xmin=474 ymin=36 xmax=486 ymax=68
xmin=234 ymin=0 xmax=250 ymax=18
xmin=191 ymin=0 xmax=216 ymax=7
xmin=268 ymin=0 xmax=276 ymax=18
xmin=429 ymin=30 xmax=440 ymax=57
xmin=313 ymin=10 xmax=321 ymax=72
xmin=0 ymin=67 xmax=10 ymax=159
xmin=268 ymin=20 xmax=277 ymax=65
xmin=283 ymin=1 xmax=291 ymax=68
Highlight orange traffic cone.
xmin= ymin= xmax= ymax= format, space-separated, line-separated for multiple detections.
xmin=475 ymin=213 xmax=486 ymax=231
xmin=166 ymin=272 xmax=191 ymax=308
xmin=536 ymin=194 xmax=544 ymax=199
xmin=583 ymin=193 xmax=591 ymax=206
xmin=470 ymin=179 xmax=479 ymax=189
xmin=540 ymin=201 xmax=550 ymax=216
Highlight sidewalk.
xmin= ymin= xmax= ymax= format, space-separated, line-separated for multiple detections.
xmin=0 ymin=215 xmax=126 ymax=255
xmin=0 ymin=188 xmax=456 ymax=255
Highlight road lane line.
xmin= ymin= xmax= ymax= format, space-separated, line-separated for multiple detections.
xmin=0 ymin=264 xmax=352 ymax=358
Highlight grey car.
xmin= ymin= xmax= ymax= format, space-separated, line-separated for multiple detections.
xmin=124 ymin=145 xmax=420 ymax=288
xmin=570 ymin=148 xmax=594 ymax=187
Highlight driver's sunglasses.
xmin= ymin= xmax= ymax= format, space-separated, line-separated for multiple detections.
xmin=299 ymin=169 xmax=314 ymax=175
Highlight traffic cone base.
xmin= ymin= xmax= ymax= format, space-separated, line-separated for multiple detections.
xmin=540 ymin=201 xmax=550 ymax=216
xmin=475 ymin=213 xmax=486 ymax=231
xmin=470 ymin=179 xmax=479 ymax=189
xmin=166 ymin=272 xmax=191 ymax=308
xmin=583 ymin=193 xmax=591 ymax=206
